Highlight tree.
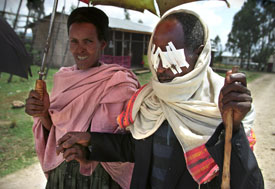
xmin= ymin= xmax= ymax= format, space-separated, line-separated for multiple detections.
xmin=27 ymin=0 xmax=45 ymax=64
xmin=1 ymin=0 xmax=8 ymax=18
xmin=27 ymin=0 xmax=45 ymax=21
xmin=211 ymin=35 xmax=223 ymax=63
xmin=124 ymin=8 xmax=130 ymax=20
xmin=252 ymin=1 xmax=275 ymax=71
xmin=226 ymin=0 xmax=260 ymax=70
xmin=138 ymin=19 xmax=143 ymax=24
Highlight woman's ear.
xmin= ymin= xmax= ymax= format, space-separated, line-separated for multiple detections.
xmin=101 ymin=40 xmax=107 ymax=50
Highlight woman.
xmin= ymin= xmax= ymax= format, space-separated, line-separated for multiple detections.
xmin=25 ymin=7 xmax=140 ymax=189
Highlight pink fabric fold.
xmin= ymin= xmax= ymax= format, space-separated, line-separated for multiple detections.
xmin=33 ymin=63 xmax=139 ymax=189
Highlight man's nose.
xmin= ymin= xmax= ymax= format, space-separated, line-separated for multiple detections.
xmin=157 ymin=62 xmax=166 ymax=73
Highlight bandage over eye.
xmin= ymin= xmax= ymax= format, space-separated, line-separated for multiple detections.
xmin=151 ymin=42 xmax=189 ymax=74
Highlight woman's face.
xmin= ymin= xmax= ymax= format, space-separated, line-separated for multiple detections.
xmin=69 ymin=22 xmax=106 ymax=70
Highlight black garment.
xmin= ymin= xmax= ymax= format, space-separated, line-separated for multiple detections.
xmin=150 ymin=121 xmax=178 ymax=188
xmin=88 ymin=123 xmax=264 ymax=189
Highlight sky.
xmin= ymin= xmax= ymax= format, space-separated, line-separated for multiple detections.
xmin=0 ymin=0 xmax=246 ymax=49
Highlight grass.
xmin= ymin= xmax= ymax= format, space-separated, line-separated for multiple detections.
xmin=0 ymin=65 xmax=58 ymax=177
xmin=0 ymin=65 xmax=261 ymax=178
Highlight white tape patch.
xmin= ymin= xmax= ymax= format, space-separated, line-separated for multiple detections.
xmin=151 ymin=42 xmax=189 ymax=74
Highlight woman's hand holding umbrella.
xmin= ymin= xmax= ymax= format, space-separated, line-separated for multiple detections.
xmin=25 ymin=80 xmax=52 ymax=131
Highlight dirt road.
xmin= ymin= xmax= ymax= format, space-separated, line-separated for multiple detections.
xmin=0 ymin=73 xmax=274 ymax=189
xmin=248 ymin=73 xmax=275 ymax=189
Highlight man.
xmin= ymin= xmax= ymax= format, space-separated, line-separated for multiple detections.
xmin=56 ymin=9 xmax=264 ymax=188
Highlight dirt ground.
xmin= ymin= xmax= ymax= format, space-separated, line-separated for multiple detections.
xmin=0 ymin=73 xmax=274 ymax=189
xmin=249 ymin=73 xmax=275 ymax=189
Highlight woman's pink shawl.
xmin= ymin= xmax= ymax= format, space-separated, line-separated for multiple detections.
xmin=32 ymin=63 xmax=140 ymax=189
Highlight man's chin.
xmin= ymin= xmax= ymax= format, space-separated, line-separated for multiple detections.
xmin=158 ymin=78 xmax=172 ymax=83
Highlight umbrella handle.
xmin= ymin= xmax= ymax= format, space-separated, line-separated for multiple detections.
xmin=221 ymin=66 xmax=238 ymax=189
xmin=35 ymin=79 xmax=44 ymax=101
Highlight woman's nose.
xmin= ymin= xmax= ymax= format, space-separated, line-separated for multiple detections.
xmin=76 ymin=43 xmax=86 ymax=53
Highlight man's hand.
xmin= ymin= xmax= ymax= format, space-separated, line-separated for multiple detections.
xmin=218 ymin=70 xmax=252 ymax=132
xmin=56 ymin=132 xmax=91 ymax=155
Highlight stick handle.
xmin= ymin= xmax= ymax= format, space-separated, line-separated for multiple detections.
xmin=221 ymin=66 xmax=238 ymax=189
xmin=35 ymin=79 xmax=44 ymax=101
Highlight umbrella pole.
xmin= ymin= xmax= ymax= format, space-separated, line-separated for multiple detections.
xmin=221 ymin=66 xmax=238 ymax=189
xmin=35 ymin=0 xmax=59 ymax=100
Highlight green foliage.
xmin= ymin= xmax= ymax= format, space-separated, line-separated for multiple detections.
xmin=226 ymin=0 xmax=260 ymax=69
xmin=26 ymin=0 xmax=45 ymax=19
xmin=252 ymin=2 xmax=275 ymax=70
xmin=226 ymin=0 xmax=275 ymax=71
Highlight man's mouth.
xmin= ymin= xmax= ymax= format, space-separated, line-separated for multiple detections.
xmin=157 ymin=76 xmax=172 ymax=83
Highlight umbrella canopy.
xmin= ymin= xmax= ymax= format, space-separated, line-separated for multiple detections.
xmin=84 ymin=0 xmax=229 ymax=16
xmin=0 ymin=17 xmax=32 ymax=79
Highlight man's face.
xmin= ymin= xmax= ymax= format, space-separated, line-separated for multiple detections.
xmin=152 ymin=18 xmax=196 ymax=83
xmin=69 ymin=22 xmax=106 ymax=70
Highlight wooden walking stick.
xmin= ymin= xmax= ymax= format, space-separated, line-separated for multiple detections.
xmin=221 ymin=66 xmax=238 ymax=189
xmin=35 ymin=0 xmax=59 ymax=100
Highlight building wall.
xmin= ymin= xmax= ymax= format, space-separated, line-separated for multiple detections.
xmin=222 ymin=56 xmax=242 ymax=65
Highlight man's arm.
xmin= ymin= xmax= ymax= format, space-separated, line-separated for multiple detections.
xmin=57 ymin=132 xmax=136 ymax=163
xmin=88 ymin=132 xmax=135 ymax=162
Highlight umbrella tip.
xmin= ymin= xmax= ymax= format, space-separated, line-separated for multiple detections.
xmin=224 ymin=0 xmax=230 ymax=8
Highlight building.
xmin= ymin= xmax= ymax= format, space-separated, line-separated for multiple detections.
xmin=29 ymin=12 xmax=153 ymax=69
xmin=222 ymin=52 xmax=259 ymax=70
xmin=267 ymin=53 xmax=275 ymax=72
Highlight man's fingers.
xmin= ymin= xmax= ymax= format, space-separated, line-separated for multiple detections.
xmin=222 ymin=101 xmax=251 ymax=114
xmin=221 ymin=82 xmax=250 ymax=97
xmin=222 ymin=92 xmax=252 ymax=105
xmin=230 ymin=73 xmax=247 ymax=86
xmin=57 ymin=133 xmax=72 ymax=145
xmin=225 ymin=72 xmax=247 ymax=87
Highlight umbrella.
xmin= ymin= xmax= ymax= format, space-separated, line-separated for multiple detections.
xmin=86 ymin=0 xmax=230 ymax=16
xmin=0 ymin=17 xmax=32 ymax=79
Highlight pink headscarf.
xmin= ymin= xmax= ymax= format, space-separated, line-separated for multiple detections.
xmin=33 ymin=63 xmax=140 ymax=189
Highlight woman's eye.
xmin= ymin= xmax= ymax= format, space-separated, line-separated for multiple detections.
xmin=85 ymin=39 xmax=93 ymax=43
xmin=70 ymin=39 xmax=77 ymax=43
